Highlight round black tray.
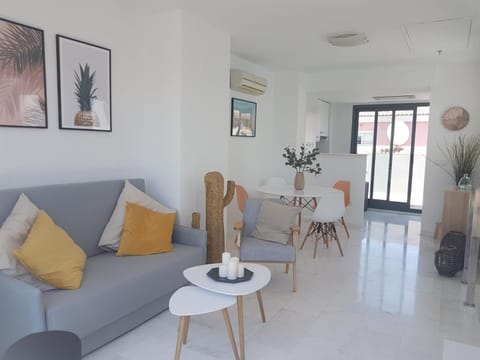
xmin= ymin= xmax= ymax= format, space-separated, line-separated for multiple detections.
xmin=207 ymin=267 xmax=254 ymax=283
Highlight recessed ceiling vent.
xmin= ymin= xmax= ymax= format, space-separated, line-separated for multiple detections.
xmin=327 ymin=32 xmax=369 ymax=47
xmin=373 ymin=95 xmax=416 ymax=101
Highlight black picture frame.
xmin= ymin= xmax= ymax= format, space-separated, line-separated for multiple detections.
xmin=231 ymin=98 xmax=257 ymax=137
xmin=56 ymin=35 xmax=112 ymax=132
xmin=0 ymin=17 xmax=48 ymax=129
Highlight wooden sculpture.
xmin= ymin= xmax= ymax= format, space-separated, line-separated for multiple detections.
xmin=204 ymin=171 xmax=235 ymax=263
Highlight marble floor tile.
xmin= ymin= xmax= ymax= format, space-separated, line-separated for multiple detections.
xmin=84 ymin=210 xmax=480 ymax=359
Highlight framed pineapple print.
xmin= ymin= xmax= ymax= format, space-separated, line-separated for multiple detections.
xmin=56 ymin=35 xmax=111 ymax=131
xmin=0 ymin=17 xmax=47 ymax=128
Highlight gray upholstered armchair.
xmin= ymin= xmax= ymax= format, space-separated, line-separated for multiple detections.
xmin=234 ymin=198 xmax=300 ymax=292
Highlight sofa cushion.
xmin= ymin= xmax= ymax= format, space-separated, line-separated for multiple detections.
xmin=99 ymin=181 xmax=175 ymax=252
xmin=15 ymin=211 xmax=87 ymax=290
xmin=116 ymin=203 xmax=176 ymax=256
xmin=42 ymin=243 xmax=204 ymax=337
xmin=252 ymin=200 xmax=300 ymax=245
xmin=240 ymin=236 xmax=295 ymax=263
xmin=0 ymin=194 xmax=54 ymax=291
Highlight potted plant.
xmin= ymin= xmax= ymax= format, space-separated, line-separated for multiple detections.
xmin=282 ymin=144 xmax=322 ymax=190
xmin=73 ymin=63 xmax=99 ymax=127
xmin=436 ymin=135 xmax=480 ymax=188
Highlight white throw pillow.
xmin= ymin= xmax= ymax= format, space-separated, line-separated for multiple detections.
xmin=252 ymin=200 xmax=300 ymax=245
xmin=0 ymin=193 xmax=54 ymax=291
xmin=98 ymin=180 xmax=175 ymax=251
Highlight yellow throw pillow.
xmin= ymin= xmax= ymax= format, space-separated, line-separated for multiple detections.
xmin=117 ymin=202 xmax=176 ymax=256
xmin=14 ymin=210 xmax=87 ymax=290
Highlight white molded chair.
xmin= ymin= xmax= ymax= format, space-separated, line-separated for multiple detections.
xmin=301 ymin=191 xmax=345 ymax=258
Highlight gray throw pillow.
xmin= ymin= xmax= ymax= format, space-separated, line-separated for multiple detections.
xmin=252 ymin=200 xmax=301 ymax=244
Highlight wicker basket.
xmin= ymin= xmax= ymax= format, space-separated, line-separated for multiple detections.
xmin=434 ymin=231 xmax=466 ymax=277
xmin=440 ymin=231 xmax=466 ymax=269
xmin=435 ymin=245 xmax=460 ymax=277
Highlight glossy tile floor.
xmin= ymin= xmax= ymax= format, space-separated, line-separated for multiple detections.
xmin=85 ymin=211 xmax=480 ymax=359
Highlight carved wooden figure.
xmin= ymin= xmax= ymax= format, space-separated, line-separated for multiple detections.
xmin=204 ymin=172 xmax=235 ymax=263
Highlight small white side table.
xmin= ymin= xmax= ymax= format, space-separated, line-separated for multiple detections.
xmin=169 ymin=286 xmax=239 ymax=360
xmin=183 ymin=263 xmax=271 ymax=360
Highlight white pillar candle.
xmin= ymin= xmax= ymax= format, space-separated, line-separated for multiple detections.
xmin=218 ymin=264 xmax=227 ymax=278
xmin=238 ymin=264 xmax=245 ymax=278
xmin=222 ymin=252 xmax=231 ymax=264
xmin=227 ymin=259 xmax=238 ymax=280
xmin=231 ymin=256 xmax=239 ymax=264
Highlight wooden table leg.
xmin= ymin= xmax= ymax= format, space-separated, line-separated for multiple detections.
xmin=175 ymin=316 xmax=186 ymax=360
xmin=256 ymin=290 xmax=266 ymax=323
xmin=237 ymin=296 xmax=245 ymax=360
xmin=222 ymin=309 xmax=240 ymax=360
xmin=183 ymin=316 xmax=190 ymax=344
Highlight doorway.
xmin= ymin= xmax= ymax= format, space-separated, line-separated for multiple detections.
xmin=351 ymin=103 xmax=430 ymax=213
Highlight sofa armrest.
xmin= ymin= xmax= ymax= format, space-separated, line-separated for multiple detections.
xmin=0 ymin=273 xmax=46 ymax=357
xmin=173 ymin=224 xmax=207 ymax=250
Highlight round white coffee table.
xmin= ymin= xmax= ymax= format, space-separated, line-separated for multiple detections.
xmin=183 ymin=263 xmax=271 ymax=360
xmin=169 ymin=286 xmax=239 ymax=360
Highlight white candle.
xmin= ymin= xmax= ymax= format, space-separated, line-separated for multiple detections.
xmin=218 ymin=264 xmax=227 ymax=278
xmin=238 ymin=264 xmax=245 ymax=278
xmin=222 ymin=252 xmax=231 ymax=264
xmin=231 ymin=256 xmax=239 ymax=264
xmin=227 ymin=259 xmax=238 ymax=280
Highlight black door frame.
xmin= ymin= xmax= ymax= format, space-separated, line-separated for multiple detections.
xmin=351 ymin=103 xmax=429 ymax=213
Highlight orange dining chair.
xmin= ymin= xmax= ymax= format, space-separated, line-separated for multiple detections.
xmin=235 ymin=184 xmax=248 ymax=213
xmin=333 ymin=180 xmax=351 ymax=238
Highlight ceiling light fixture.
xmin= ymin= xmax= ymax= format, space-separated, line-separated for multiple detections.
xmin=373 ymin=95 xmax=416 ymax=101
xmin=327 ymin=32 xmax=369 ymax=47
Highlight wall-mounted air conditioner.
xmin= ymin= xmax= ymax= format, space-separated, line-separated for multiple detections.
xmin=230 ymin=69 xmax=267 ymax=96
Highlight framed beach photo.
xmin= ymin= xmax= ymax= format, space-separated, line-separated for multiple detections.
xmin=56 ymin=35 xmax=111 ymax=131
xmin=231 ymin=98 xmax=256 ymax=137
xmin=0 ymin=17 xmax=47 ymax=128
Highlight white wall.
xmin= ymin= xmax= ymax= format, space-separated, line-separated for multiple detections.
xmin=303 ymin=63 xmax=435 ymax=100
xmin=228 ymin=56 xmax=274 ymax=194
xmin=271 ymin=72 xmax=306 ymax=180
xmin=329 ymin=103 xmax=353 ymax=154
xmin=0 ymin=1 xmax=145 ymax=190
xmin=421 ymin=63 xmax=480 ymax=236
xmin=142 ymin=10 xmax=182 ymax=211
xmin=179 ymin=12 xmax=231 ymax=226
xmin=227 ymin=56 xmax=275 ymax=240
xmin=143 ymin=10 xmax=231 ymax=226
xmin=0 ymin=4 xmax=231 ymax=227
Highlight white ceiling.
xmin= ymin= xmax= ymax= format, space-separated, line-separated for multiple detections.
xmin=120 ymin=0 xmax=480 ymax=72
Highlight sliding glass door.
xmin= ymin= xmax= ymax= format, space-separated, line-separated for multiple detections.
xmin=351 ymin=103 xmax=429 ymax=213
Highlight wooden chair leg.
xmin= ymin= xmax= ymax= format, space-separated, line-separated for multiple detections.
xmin=301 ymin=221 xmax=314 ymax=250
xmin=321 ymin=224 xmax=329 ymax=248
xmin=175 ymin=316 xmax=187 ymax=360
xmin=182 ymin=316 xmax=190 ymax=344
xmin=341 ymin=217 xmax=350 ymax=238
xmin=222 ymin=309 xmax=240 ymax=360
xmin=285 ymin=263 xmax=289 ymax=273
xmin=332 ymin=224 xmax=344 ymax=257
xmin=313 ymin=236 xmax=320 ymax=259
xmin=292 ymin=262 xmax=297 ymax=292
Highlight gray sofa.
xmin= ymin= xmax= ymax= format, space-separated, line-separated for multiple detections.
xmin=0 ymin=179 xmax=207 ymax=357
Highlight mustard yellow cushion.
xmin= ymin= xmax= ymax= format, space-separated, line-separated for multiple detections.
xmin=14 ymin=210 xmax=87 ymax=290
xmin=117 ymin=202 xmax=176 ymax=256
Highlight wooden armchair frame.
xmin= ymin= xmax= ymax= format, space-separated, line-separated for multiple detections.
xmin=234 ymin=222 xmax=300 ymax=292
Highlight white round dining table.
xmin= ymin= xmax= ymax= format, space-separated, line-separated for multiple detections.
xmin=256 ymin=183 xmax=342 ymax=226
